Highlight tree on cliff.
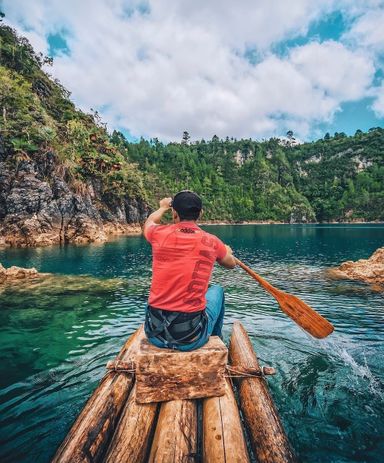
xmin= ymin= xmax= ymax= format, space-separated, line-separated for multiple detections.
xmin=181 ymin=131 xmax=190 ymax=144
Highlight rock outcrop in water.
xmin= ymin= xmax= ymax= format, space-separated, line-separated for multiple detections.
xmin=0 ymin=262 xmax=43 ymax=282
xmin=329 ymin=247 xmax=384 ymax=286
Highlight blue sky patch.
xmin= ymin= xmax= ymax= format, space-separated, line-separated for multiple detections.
xmin=373 ymin=69 xmax=384 ymax=86
xmin=47 ymin=31 xmax=70 ymax=57
xmin=316 ymin=99 xmax=383 ymax=138
xmin=244 ymin=11 xmax=347 ymax=65
xmin=119 ymin=128 xmax=139 ymax=143
xmin=272 ymin=11 xmax=346 ymax=57
xmin=121 ymin=1 xmax=150 ymax=19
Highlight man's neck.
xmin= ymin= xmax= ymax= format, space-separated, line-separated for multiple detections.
xmin=175 ymin=220 xmax=199 ymax=227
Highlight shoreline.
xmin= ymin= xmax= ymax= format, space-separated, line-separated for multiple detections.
xmin=0 ymin=223 xmax=143 ymax=249
xmin=1 ymin=221 xmax=383 ymax=250
xmin=199 ymin=220 xmax=384 ymax=226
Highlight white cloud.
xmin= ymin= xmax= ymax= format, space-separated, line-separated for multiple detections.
xmin=157 ymin=0 xmax=336 ymax=50
xmin=344 ymin=9 xmax=384 ymax=54
xmin=372 ymin=83 xmax=384 ymax=117
xmin=341 ymin=6 xmax=384 ymax=62
xmin=1 ymin=0 xmax=383 ymax=141
xmin=290 ymin=41 xmax=375 ymax=100
xmin=341 ymin=6 xmax=384 ymax=126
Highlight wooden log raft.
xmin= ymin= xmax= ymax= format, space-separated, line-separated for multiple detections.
xmin=229 ymin=321 xmax=296 ymax=463
xmin=51 ymin=326 xmax=145 ymax=463
xmin=53 ymin=323 xmax=296 ymax=463
xmin=148 ymin=399 xmax=197 ymax=463
xmin=203 ymin=378 xmax=250 ymax=462
xmin=103 ymin=385 xmax=159 ymax=463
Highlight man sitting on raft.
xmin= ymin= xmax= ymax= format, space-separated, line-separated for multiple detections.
xmin=143 ymin=190 xmax=236 ymax=351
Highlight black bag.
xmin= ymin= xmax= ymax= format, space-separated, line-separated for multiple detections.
xmin=145 ymin=305 xmax=207 ymax=345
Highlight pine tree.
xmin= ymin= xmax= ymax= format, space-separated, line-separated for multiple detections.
xmin=181 ymin=131 xmax=190 ymax=144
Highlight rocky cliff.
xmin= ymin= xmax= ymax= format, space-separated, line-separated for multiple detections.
xmin=0 ymin=25 xmax=149 ymax=247
xmin=0 ymin=146 xmax=148 ymax=247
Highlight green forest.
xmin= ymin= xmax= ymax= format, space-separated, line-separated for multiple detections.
xmin=1 ymin=22 xmax=384 ymax=223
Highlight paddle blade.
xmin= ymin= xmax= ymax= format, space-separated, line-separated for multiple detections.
xmin=235 ymin=257 xmax=334 ymax=339
xmin=278 ymin=292 xmax=334 ymax=339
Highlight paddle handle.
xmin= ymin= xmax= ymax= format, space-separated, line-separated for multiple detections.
xmin=235 ymin=258 xmax=281 ymax=299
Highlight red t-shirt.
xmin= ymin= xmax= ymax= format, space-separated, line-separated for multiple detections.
xmin=145 ymin=222 xmax=227 ymax=312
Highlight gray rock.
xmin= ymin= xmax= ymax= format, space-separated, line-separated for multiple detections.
xmin=0 ymin=149 xmax=149 ymax=247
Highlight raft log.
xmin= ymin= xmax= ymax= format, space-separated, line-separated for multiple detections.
xmin=229 ymin=321 xmax=296 ymax=463
xmin=51 ymin=326 xmax=145 ymax=463
xmin=203 ymin=377 xmax=250 ymax=462
xmin=148 ymin=399 xmax=197 ymax=462
xmin=103 ymin=385 xmax=159 ymax=463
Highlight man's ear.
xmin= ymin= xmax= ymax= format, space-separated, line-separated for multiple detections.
xmin=172 ymin=209 xmax=179 ymax=221
xmin=199 ymin=209 xmax=204 ymax=219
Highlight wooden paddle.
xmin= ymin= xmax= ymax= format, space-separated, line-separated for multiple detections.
xmin=235 ymin=258 xmax=334 ymax=339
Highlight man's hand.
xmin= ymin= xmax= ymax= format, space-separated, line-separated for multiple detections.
xmin=218 ymin=244 xmax=237 ymax=269
xmin=159 ymin=197 xmax=172 ymax=210
xmin=144 ymin=196 xmax=172 ymax=239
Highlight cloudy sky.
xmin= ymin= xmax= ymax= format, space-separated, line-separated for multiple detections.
xmin=2 ymin=0 xmax=384 ymax=142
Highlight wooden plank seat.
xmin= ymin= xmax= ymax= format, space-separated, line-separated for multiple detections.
xmin=135 ymin=336 xmax=228 ymax=403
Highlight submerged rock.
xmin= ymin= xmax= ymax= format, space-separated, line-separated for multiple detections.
xmin=0 ymin=272 xmax=131 ymax=298
xmin=328 ymin=247 xmax=384 ymax=287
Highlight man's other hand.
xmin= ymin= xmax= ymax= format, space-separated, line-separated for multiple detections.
xmin=144 ymin=197 xmax=172 ymax=239
xmin=159 ymin=197 xmax=172 ymax=209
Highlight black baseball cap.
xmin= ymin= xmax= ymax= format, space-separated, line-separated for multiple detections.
xmin=171 ymin=190 xmax=202 ymax=218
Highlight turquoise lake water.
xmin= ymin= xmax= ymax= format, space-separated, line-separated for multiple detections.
xmin=0 ymin=224 xmax=383 ymax=462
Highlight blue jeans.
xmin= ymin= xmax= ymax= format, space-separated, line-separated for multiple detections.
xmin=145 ymin=285 xmax=225 ymax=351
